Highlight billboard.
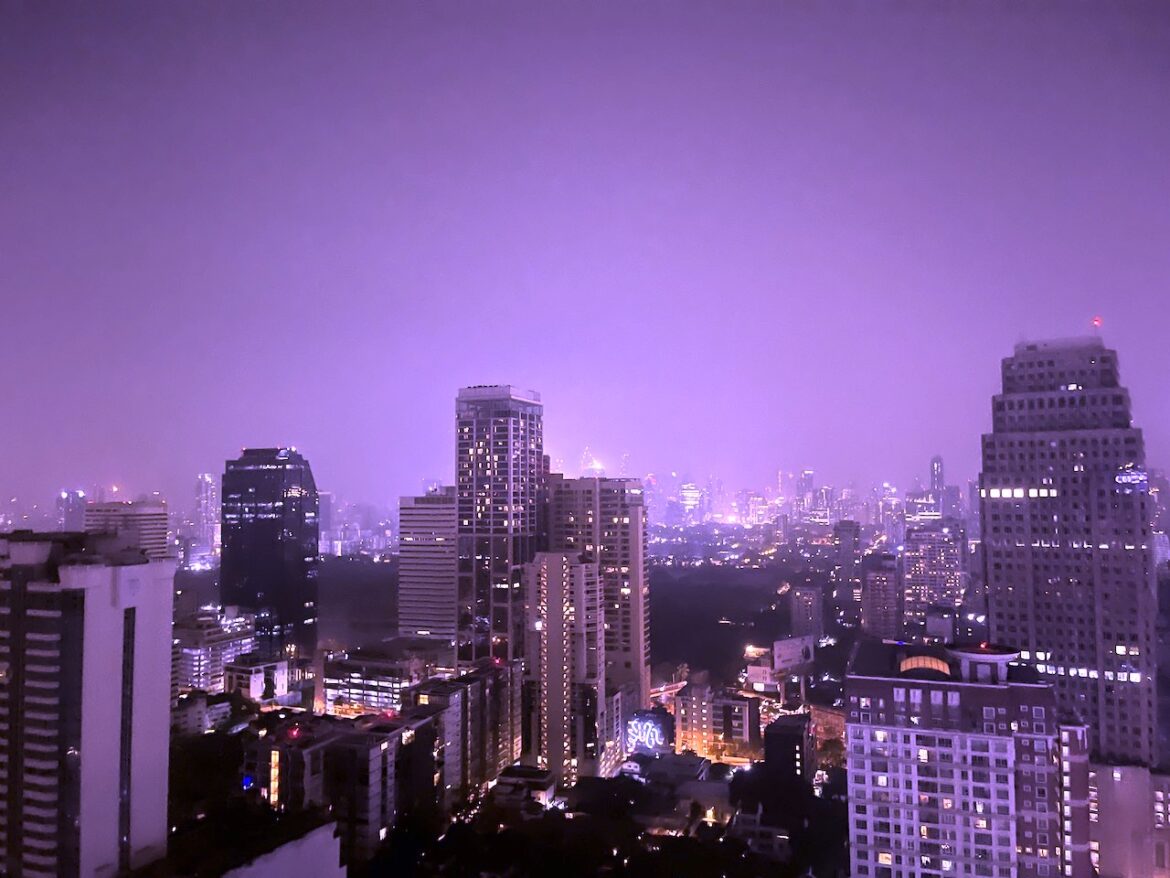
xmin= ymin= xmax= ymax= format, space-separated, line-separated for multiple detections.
xmin=772 ymin=635 xmax=816 ymax=675
xmin=626 ymin=709 xmax=674 ymax=754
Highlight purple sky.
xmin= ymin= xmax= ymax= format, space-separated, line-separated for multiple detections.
xmin=3 ymin=2 xmax=1168 ymax=509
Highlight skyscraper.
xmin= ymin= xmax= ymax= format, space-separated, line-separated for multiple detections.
xmin=220 ymin=448 xmax=319 ymax=658
xmin=455 ymin=386 xmax=543 ymax=665
xmin=547 ymin=474 xmax=650 ymax=707
xmin=788 ymin=583 xmax=824 ymax=639
xmin=981 ymin=338 xmax=1157 ymax=765
xmin=398 ymin=487 xmax=457 ymax=642
xmin=523 ymin=552 xmax=608 ymax=785
xmin=193 ymin=473 xmax=220 ymax=553
xmin=83 ymin=498 xmax=171 ymax=560
xmin=0 ymin=531 xmax=175 ymax=875
xmin=930 ymin=454 xmax=945 ymax=495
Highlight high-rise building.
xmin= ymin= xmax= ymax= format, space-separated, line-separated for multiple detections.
xmin=930 ymin=454 xmax=945 ymax=495
xmin=56 ymin=489 xmax=87 ymax=531
xmin=833 ymin=520 xmax=863 ymax=600
xmin=220 ymin=448 xmax=320 ymax=658
xmin=0 ymin=532 xmax=176 ymax=875
xmin=397 ymin=487 xmax=457 ymax=642
xmin=83 ymin=498 xmax=170 ymax=560
xmin=788 ymin=583 xmax=824 ymax=639
xmin=981 ymin=338 xmax=1157 ymax=765
xmin=860 ymin=552 xmax=901 ymax=640
xmin=455 ymin=386 xmax=543 ymax=665
xmin=193 ymin=473 xmax=220 ymax=553
xmin=173 ymin=607 xmax=256 ymax=694
xmin=902 ymin=520 xmax=967 ymax=634
xmin=845 ymin=641 xmax=1093 ymax=878
xmin=547 ymin=474 xmax=650 ymax=707
xmin=523 ymin=552 xmax=611 ymax=785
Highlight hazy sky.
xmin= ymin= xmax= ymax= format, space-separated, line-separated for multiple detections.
xmin=3 ymin=2 xmax=1168 ymax=510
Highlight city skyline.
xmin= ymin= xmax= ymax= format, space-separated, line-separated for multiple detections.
xmin=3 ymin=2 xmax=1169 ymax=507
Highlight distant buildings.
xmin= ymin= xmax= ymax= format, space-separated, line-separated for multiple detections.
xmin=845 ymin=640 xmax=1093 ymax=878
xmin=220 ymin=448 xmax=320 ymax=658
xmin=832 ymin=520 xmax=862 ymax=599
xmin=56 ymin=488 xmax=87 ymax=530
xmin=193 ymin=472 xmax=220 ymax=553
xmin=173 ymin=606 xmax=256 ymax=694
xmin=860 ymin=552 xmax=901 ymax=640
xmin=981 ymin=339 xmax=1157 ymax=766
xmin=0 ymin=531 xmax=175 ymax=875
xmin=455 ymin=386 xmax=543 ymax=666
xmin=83 ymin=497 xmax=170 ymax=560
xmin=397 ymin=487 xmax=457 ymax=642
xmin=788 ymin=583 xmax=824 ymax=639
xmin=901 ymin=520 xmax=966 ymax=634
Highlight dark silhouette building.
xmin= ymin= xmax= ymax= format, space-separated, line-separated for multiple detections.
xmin=220 ymin=448 xmax=319 ymax=658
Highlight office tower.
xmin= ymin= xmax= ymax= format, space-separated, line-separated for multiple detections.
xmin=930 ymin=454 xmax=945 ymax=495
xmin=193 ymin=473 xmax=220 ymax=552
xmin=0 ymin=532 xmax=176 ymax=875
xmin=173 ymin=607 xmax=256 ymax=694
xmin=981 ymin=339 xmax=1157 ymax=765
xmin=675 ymin=682 xmax=762 ymax=761
xmin=398 ymin=487 xmax=457 ymax=642
xmin=56 ymin=489 xmax=87 ymax=531
xmin=860 ymin=553 xmax=901 ymax=640
xmin=455 ymin=386 xmax=543 ymax=665
xmin=220 ymin=448 xmax=320 ymax=658
xmin=788 ymin=583 xmax=824 ymax=639
xmin=763 ymin=714 xmax=815 ymax=784
xmin=83 ymin=498 xmax=170 ymax=560
xmin=547 ymin=474 xmax=650 ymax=707
xmin=523 ymin=552 xmax=609 ymax=785
xmin=798 ymin=469 xmax=815 ymax=500
xmin=846 ymin=641 xmax=1093 ymax=878
xmin=833 ymin=520 xmax=862 ymax=599
xmin=902 ymin=520 xmax=967 ymax=634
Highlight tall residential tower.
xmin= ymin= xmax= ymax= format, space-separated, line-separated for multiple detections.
xmin=455 ymin=387 xmax=543 ymax=665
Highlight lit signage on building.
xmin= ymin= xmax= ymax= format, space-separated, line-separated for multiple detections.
xmin=626 ymin=713 xmax=671 ymax=753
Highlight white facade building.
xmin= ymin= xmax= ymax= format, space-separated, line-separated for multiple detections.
xmin=0 ymin=532 xmax=175 ymax=876
xmin=83 ymin=499 xmax=171 ymax=560
xmin=397 ymin=487 xmax=457 ymax=642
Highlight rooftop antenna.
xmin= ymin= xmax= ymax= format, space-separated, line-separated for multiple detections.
xmin=1091 ymin=315 xmax=1103 ymax=335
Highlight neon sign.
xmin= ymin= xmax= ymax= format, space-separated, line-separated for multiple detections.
xmin=626 ymin=717 xmax=667 ymax=752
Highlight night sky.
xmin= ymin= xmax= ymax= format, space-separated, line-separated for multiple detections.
xmin=3 ymin=2 xmax=1168 ymax=508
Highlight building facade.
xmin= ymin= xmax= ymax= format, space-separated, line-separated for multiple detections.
xmin=902 ymin=521 xmax=966 ymax=635
xmin=83 ymin=498 xmax=170 ymax=560
xmin=861 ymin=553 xmax=902 ymax=641
xmin=981 ymin=339 xmax=1157 ymax=765
xmin=220 ymin=448 xmax=320 ymax=658
xmin=547 ymin=474 xmax=650 ymax=707
xmin=845 ymin=641 xmax=1093 ymax=878
xmin=397 ymin=487 xmax=457 ymax=642
xmin=0 ymin=532 xmax=175 ymax=876
xmin=173 ymin=606 xmax=256 ymax=694
xmin=523 ymin=552 xmax=613 ymax=784
xmin=455 ymin=386 xmax=543 ymax=666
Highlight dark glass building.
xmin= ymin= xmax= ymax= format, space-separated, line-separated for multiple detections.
xmin=220 ymin=447 xmax=319 ymax=658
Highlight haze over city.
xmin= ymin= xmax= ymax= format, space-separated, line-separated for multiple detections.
xmin=3 ymin=2 xmax=1169 ymax=507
